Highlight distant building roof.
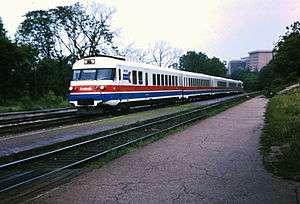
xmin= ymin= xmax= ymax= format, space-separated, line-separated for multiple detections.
xmin=248 ymin=50 xmax=272 ymax=54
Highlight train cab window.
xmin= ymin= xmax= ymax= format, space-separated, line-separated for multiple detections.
xmin=138 ymin=71 xmax=143 ymax=85
xmin=165 ymin=75 xmax=168 ymax=86
xmin=94 ymin=68 xmax=115 ymax=80
xmin=145 ymin=73 xmax=148 ymax=86
xmin=153 ymin=74 xmax=156 ymax=85
xmin=161 ymin=74 xmax=164 ymax=86
xmin=132 ymin=70 xmax=137 ymax=85
xmin=73 ymin=70 xmax=81 ymax=80
xmin=157 ymin=74 xmax=161 ymax=85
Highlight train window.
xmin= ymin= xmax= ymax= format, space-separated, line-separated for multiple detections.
xmin=165 ymin=75 xmax=168 ymax=86
xmin=217 ymin=81 xmax=227 ymax=87
xmin=96 ymin=68 xmax=115 ymax=80
xmin=73 ymin=70 xmax=81 ymax=80
xmin=145 ymin=73 xmax=148 ymax=86
xmin=229 ymin=82 xmax=236 ymax=88
xmin=118 ymin=69 xmax=121 ymax=81
xmin=79 ymin=69 xmax=97 ymax=80
xmin=161 ymin=74 xmax=164 ymax=86
xmin=132 ymin=70 xmax=137 ymax=85
xmin=138 ymin=71 xmax=143 ymax=85
xmin=175 ymin=76 xmax=178 ymax=86
xmin=168 ymin=75 xmax=171 ymax=86
xmin=157 ymin=74 xmax=161 ymax=85
xmin=153 ymin=74 xmax=156 ymax=85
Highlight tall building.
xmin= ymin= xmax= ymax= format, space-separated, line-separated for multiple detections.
xmin=247 ymin=50 xmax=273 ymax=71
xmin=227 ymin=60 xmax=246 ymax=75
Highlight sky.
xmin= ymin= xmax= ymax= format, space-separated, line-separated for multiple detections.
xmin=0 ymin=0 xmax=299 ymax=61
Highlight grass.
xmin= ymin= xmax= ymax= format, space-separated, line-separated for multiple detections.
xmin=0 ymin=91 xmax=70 ymax=112
xmin=260 ymin=88 xmax=300 ymax=181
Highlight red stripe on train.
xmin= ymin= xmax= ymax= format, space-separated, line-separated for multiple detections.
xmin=69 ymin=85 xmax=239 ymax=93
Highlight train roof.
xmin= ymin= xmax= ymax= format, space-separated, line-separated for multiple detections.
xmin=73 ymin=56 xmax=243 ymax=84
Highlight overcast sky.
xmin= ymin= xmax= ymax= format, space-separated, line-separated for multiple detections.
xmin=0 ymin=0 xmax=299 ymax=61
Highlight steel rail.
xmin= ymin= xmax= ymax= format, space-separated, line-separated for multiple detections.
xmin=0 ymin=97 xmax=231 ymax=169
xmin=0 ymin=93 xmax=255 ymax=196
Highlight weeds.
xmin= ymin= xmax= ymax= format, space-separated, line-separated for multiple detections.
xmin=260 ymin=88 xmax=300 ymax=180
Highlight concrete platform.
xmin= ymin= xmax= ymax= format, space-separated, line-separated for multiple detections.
xmin=29 ymin=96 xmax=300 ymax=203
xmin=0 ymin=94 xmax=243 ymax=157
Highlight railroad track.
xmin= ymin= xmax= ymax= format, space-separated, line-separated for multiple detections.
xmin=0 ymin=108 xmax=101 ymax=135
xmin=0 ymin=93 xmax=256 ymax=203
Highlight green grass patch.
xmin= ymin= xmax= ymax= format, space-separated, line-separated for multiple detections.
xmin=260 ymin=88 xmax=300 ymax=181
xmin=0 ymin=91 xmax=70 ymax=112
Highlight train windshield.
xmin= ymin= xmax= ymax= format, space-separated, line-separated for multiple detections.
xmin=72 ymin=68 xmax=115 ymax=80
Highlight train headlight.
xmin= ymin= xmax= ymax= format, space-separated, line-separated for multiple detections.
xmin=100 ymin=85 xmax=105 ymax=90
xmin=69 ymin=86 xmax=73 ymax=91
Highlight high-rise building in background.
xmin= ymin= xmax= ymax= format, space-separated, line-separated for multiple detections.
xmin=228 ymin=50 xmax=273 ymax=75
xmin=247 ymin=50 xmax=273 ymax=71
xmin=227 ymin=60 xmax=246 ymax=75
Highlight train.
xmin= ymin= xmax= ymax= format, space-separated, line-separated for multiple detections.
xmin=68 ymin=55 xmax=243 ymax=110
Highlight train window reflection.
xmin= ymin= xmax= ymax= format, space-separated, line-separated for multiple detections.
xmin=80 ymin=69 xmax=97 ymax=80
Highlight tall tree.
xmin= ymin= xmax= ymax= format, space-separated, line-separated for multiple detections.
xmin=16 ymin=3 xmax=117 ymax=62
xmin=179 ymin=51 xmax=226 ymax=77
xmin=0 ymin=17 xmax=7 ymax=38
xmin=149 ymin=41 xmax=183 ymax=67
xmin=258 ymin=21 xmax=300 ymax=90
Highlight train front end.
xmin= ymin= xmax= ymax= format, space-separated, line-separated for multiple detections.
xmin=68 ymin=57 xmax=119 ymax=109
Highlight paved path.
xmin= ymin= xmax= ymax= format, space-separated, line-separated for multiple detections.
xmin=30 ymin=96 xmax=299 ymax=204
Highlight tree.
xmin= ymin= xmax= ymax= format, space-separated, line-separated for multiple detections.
xmin=179 ymin=51 xmax=226 ymax=77
xmin=16 ymin=3 xmax=117 ymax=62
xmin=149 ymin=41 xmax=183 ymax=67
xmin=16 ymin=10 xmax=59 ymax=59
xmin=231 ymin=69 xmax=259 ymax=91
xmin=119 ymin=41 xmax=183 ymax=67
xmin=0 ymin=17 xmax=7 ymax=38
xmin=120 ymin=43 xmax=150 ymax=63
xmin=0 ymin=37 xmax=37 ymax=102
xmin=258 ymin=21 xmax=300 ymax=90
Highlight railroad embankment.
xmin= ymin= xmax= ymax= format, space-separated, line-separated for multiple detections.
xmin=261 ymin=88 xmax=300 ymax=181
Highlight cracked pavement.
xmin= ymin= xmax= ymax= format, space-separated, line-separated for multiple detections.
xmin=30 ymin=97 xmax=299 ymax=204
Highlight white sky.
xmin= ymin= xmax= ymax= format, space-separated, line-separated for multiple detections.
xmin=0 ymin=0 xmax=299 ymax=61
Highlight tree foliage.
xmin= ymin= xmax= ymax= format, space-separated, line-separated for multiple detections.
xmin=0 ymin=36 xmax=37 ymax=102
xmin=0 ymin=17 xmax=7 ymax=38
xmin=258 ymin=21 xmax=300 ymax=91
xmin=179 ymin=51 xmax=227 ymax=77
xmin=231 ymin=69 xmax=259 ymax=91
xmin=16 ymin=3 xmax=117 ymax=62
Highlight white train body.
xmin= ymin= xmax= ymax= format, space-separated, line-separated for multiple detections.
xmin=68 ymin=56 xmax=243 ymax=107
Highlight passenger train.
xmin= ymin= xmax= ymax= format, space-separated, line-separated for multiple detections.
xmin=68 ymin=55 xmax=243 ymax=109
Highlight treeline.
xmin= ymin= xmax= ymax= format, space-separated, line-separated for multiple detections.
xmin=259 ymin=22 xmax=300 ymax=93
xmin=0 ymin=3 xmax=117 ymax=106
xmin=1 ymin=1 xmax=298 ymax=107
xmin=0 ymin=18 xmax=71 ymax=104
xmin=0 ymin=2 xmax=227 ymax=107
